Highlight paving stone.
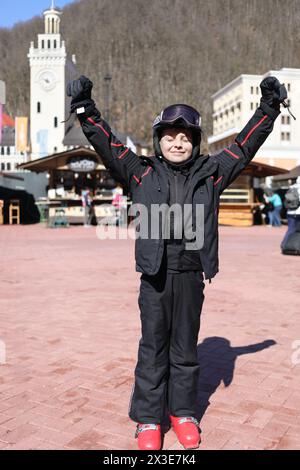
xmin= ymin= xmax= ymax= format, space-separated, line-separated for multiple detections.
xmin=0 ymin=224 xmax=299 ymax=449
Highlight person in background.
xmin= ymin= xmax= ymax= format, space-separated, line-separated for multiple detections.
xmin=280 ymin=176 xmax=300 ymax=249
xmin=263 ymin=189 xmax=282 ymax=227
xmin=81 ymin=186 xmax=92 ymax=227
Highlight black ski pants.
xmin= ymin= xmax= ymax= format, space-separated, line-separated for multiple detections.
xmin=128 ymin=263 xmax=205 ymax=424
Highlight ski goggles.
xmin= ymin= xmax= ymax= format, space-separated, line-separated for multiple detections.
xmin=153 ymin=104 xmax=202 ymax=130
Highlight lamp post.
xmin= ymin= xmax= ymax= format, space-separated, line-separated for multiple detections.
xmin=104 ymin=73 xmax=112 ymax=122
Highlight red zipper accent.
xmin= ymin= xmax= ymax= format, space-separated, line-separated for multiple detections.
xmin=118 ymin=148 xmax=129 ymax=159
xmin=240 ymin=115 xmax=268 ymax=146
xmin=213 ymin=176 xmax=223 ymax=186
xmin=87 ymin=117 xmax=110 ymax=137
xmin=111 ymin=143 xmax=124 ymax=147
xmin=133 ymin=167 xmax=153 ymax=186
xmin=133 ymin=175 xmax=142 ymax=185
xmin=141 ymin=167 xmax=152 ymax=178
xmin=224 ymin=148 xmax=239 ymax=159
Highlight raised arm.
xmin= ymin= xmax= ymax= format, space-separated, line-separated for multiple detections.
xmin=66 ymin=76 xmax=145 ymax=192
xmin=212 ymin=77 xmax=287 ymax=194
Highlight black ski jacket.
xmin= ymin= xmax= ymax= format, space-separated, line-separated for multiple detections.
xmin=78 ymin=102 xmax=280 ymax=282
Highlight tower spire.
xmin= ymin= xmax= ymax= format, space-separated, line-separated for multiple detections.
xmin=51 ymin=0 xmax=55 ymax=9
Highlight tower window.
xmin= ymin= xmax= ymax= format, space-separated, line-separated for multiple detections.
xmin=52 ymin=18 xmax=55 ymax=33
xmin=54 ymin=117 xmax=58 ymax=128
xmin=250 ymin=86 xmax=254 ymax=94
xmin=54 ymin=39 xmax=57 ymax=49
xmin=41 ymin=40 xmax=44 ymax=49
xmin=7 ymin=147 xmax=10 ymax=155
xmin=1 ymin=163 xmax=5 ymax=170
xmin=7 ymin=162 xmax=11 ymax=170
xmin=48 ymin=40 xmax=51 ymax=49
xmin=37 ymin=102 xmax=41 ymax=113
xmin=1 ymin=147 xmax=4 ymax=155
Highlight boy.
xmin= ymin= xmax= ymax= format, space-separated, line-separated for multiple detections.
xmin=67 ymin=76 xmax=286 ymax=450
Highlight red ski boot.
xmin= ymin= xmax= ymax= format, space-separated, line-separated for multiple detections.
xmin=170 ymin=416 xmax=201 ymax=449
xmin=135 ymin=423 xmax=162 ymax=450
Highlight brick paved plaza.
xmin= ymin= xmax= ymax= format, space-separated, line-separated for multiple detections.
xmin=0 ymin=223 xmax=299 ymax=450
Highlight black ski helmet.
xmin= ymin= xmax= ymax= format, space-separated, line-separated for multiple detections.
xmin=152 ymin=104 xmax=202 ymax=159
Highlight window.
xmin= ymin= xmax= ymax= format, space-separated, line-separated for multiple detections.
xmin=41 ymin=40 xmax=44 ymax=49
xmin=37 ymin=102 xmax=41 ymax=113
xmin=287 ymin=83 xmax=291 ymax=92
xmin=48 ymin=40 xmax=51 ymax=48
xmin=52 ymin=18 xmax=55 ymax=33
xmin=250 ymin=102 xmax=254 ymax=110
xmin=256 ymin=86 xmax=259 ymax=94
xmin=7 ymin=162 xmax=11 ymax=170
xmin=1 ymin=163 xmax=5 ymax=170
xmin=7 ymin=147 xmax=10 ymax=155
xmin=251 ymin=86 xmax=254 ymax=94
xmin=54 ymin=147 xmax=57 ymax=152
xmin=54 ymin=117 xmax=58 ymax=128
xmin=282 ymin=115 xmax=291 ymax=125
xmin=281 ymin=132 xmax=291 ymax=141
xmin=54 ymin=39 xmax=57 ymax=49
xmin=1 ymin=147 xmax=4 ymax=155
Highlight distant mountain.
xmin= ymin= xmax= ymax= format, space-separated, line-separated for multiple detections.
xmin=1 ymin=0 xmax=299 ymax=144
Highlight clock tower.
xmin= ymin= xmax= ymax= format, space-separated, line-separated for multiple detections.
xmin=28 ymin=1 xmax=67 ymax=159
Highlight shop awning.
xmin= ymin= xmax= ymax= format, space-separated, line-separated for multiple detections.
xmin=18 ymin=147 xmax=106 ymax=172
xmin=273 ymin=165 xmax=300 ymax=181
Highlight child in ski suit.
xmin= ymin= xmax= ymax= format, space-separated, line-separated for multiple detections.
xmin=67 ymin=75 xmax=286 ymax=450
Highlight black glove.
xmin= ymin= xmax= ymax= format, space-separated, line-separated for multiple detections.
xmin=260 ymin=76 xmax=287 ymax=111
xmin=66 ymin=75 xmax=95 ymax=114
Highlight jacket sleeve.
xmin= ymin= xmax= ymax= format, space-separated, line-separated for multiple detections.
xmin=213 ymin=102 xmax=280 ymax=194
xmin=77 ymin=106 xmax=145 ymax=192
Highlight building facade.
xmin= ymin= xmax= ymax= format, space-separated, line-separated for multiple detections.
xmin=208 ymin=68 xmax=300 ymax=170
xmin=28 ymin=3 xmax=74 ymax=159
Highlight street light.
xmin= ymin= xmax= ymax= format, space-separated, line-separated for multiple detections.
xmin=104 ymin=73 xmax=112 ymax=122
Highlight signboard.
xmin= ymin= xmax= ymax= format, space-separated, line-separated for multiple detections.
xmin=67 ymin=156 xmax=97 ymax=172
xmin=15 ymin=117 xmax=28 ymax=153
xmin=37 ymin=129 xmax=48 ymax=157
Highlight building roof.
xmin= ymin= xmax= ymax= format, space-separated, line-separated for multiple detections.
xmin=242 ymin=160 xmax=288 ymax=178
xmin=18 ymin=146 xmax=105 ymax=172
xmin=63 ymin=113 xmax=150 ymax=149
xmin=63 ymin=115 xmax=91 ymax=147
xmin=273 ymin=165 xmax=300 ymax=181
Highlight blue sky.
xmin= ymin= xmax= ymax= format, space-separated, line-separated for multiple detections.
xmin=0 ymin=1 xmax=76 ymax=28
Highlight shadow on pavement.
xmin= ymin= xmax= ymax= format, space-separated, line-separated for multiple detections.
xmin=195 ymin=336 xmax=277 ymax=423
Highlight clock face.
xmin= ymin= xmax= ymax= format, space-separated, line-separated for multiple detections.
xmin=38 ymin=70 xmax=57 ymax=91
